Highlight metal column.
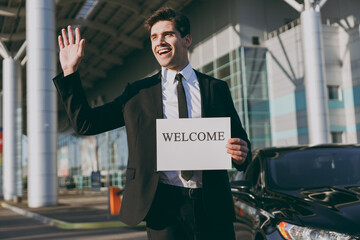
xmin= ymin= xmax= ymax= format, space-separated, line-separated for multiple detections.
xmin=284 ymin=0 xmax=329 ymax=144
xmin=301 ymin=8 xmax=329 ymax=144
xmin=26 ymin=0 xmax=57 ymax=207
xmin=2 ymin=58 xmax=20 ymax=201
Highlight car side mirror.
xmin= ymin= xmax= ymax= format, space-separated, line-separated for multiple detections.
xmin=231 ymin=180 xmax=251 ymax=192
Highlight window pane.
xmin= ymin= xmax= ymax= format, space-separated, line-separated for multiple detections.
xmin=217 ymin=65 xmax=230 ymax=79
xmin=328 ymin=86 xmax=339 ymax=100
xmin=203 ymin=62 xmax=213 ymax=73
xmin=331 ymin=131 xmax=343 ymax=143
xmin=217 ymin=54 xmax=229 ymax=67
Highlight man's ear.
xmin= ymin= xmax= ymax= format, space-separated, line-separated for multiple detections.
xmin=184 ymin=34 xmax=192 ymax=48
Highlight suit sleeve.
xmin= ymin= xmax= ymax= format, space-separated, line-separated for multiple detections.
xmin=53 ymin=71 xmax=126 ymax=135
xmin=222 ymin=81 xmax=252 ymax=171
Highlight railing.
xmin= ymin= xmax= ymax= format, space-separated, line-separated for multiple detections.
xmin=265 ymin=18 xmax=301 ymax=40
xmin=264 ymin=17 xmax=357 ymax=41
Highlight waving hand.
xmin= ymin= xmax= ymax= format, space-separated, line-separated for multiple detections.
xmin=58 ymin=25 xmax=85 ymax=76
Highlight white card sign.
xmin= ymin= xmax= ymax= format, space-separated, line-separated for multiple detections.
xmin=156 ymin=117 xmax=231 ymax=171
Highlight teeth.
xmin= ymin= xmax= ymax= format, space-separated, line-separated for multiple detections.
xmin=159 ymin=49 xmax=170 ymax=54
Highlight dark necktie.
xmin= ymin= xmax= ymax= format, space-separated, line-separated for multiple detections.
xmin=175 ymin=73 xmax=193 ymax=181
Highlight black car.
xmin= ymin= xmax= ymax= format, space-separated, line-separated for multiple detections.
xmin=231 ymin=144 xmax=360 ymax=240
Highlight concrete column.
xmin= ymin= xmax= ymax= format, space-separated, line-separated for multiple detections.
xmin=240 ymin=46 xmax=250 ymax=135
xmin=26 ymin=0 xmax=57 ymax=207
xmin=301 ymin=8 xmax=330 ymax=144
xmin=16 ymin=88 xmax=22 ymax=199
xmin=2 ymin=58 xmax=20 ymax=201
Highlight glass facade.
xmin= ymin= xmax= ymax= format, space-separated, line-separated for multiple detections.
xmin=57 ymin=127 xmax=128 ymax=189
xmin=197 ymin=46 xmax=272 ymax=149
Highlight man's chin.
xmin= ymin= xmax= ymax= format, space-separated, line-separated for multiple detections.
xmin=157 ymin=59 xmax=182 ymax=71
xmin=158 ymin=62 xmax=173 ymax=69
xmin=157 ymin=58 xmax=168 ymax=64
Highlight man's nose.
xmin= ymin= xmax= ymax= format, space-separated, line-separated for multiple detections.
xmin=153 ymin=35 xmax=166 ymax=48
xmin=158 ymin=35 xmax=166 ymax=44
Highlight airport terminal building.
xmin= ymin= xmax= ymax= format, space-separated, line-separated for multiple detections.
xmin=1 ymin=0 xmax=360 ymax=201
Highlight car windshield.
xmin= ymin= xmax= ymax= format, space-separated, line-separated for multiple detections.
xmin=267 ymin=147 xmax=360 ymax=190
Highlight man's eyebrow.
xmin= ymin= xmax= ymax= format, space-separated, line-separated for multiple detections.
xmin=163 ymin=31 xmax=176 ymax=34
xmin=151 ymin=31 xmax=176 ymax=37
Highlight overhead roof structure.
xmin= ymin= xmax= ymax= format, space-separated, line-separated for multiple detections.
xmin=0 ymin=0 xmax=26 ymax=92
xmin=0 ymin=0 xmax=194 ymax=90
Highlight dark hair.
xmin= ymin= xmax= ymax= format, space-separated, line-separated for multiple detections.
xmin=144 ymin=7 xmax=190 ymax=37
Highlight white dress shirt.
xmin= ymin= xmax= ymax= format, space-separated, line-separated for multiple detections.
xmin=159 ymin=63 xmax=202 ymax=188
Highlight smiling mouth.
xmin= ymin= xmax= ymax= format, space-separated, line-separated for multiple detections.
xmin=158 ymin=48 xmax=171 ymax=55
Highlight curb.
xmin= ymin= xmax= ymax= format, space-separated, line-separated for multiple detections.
xmin=1 ymin=202 xmax=146 ymax=230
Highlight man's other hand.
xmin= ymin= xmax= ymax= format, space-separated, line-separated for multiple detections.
xmin=226 ymin=138 xmax=249 ymax=165
xmin=58 ymin=25 xmax=85 ymax=76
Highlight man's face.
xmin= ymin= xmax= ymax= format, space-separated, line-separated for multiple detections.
xmin=150 ymin=20 xmax=192 ymax=71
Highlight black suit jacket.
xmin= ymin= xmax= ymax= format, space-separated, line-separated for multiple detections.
xmin=53 ymin=70 xmax=252 ymax=226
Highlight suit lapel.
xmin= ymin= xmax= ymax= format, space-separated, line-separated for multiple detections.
xmin=195 ymin=70 xmax=210 ymax=118
xmin=149 ymin=71 xmax=163 ymax=119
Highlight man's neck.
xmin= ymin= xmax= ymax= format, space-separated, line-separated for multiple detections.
xmin=163 ymin=63 xmax=191 ymax=73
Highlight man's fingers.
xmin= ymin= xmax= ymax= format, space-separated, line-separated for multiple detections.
xmin=75 ymin=27 xmax=81 ymax=44
xmin=61 ymin=28 xmax=69 ymax=46
xmin=231 ymin=154 xmax=245 ymax=160
xmin=231 ymin=154 xmax=246 ymax=164
xmin=227 ymin=149 xmax=247 ymax=157
xmin=78 ymin=39 xmax=85 ymax=57
xmin=228 ymin=138 xmax=247 ymax=146
xmin=58 ymin=35 xmax=65 ymax=49
xmin=226 ymin=143 xmax=248 ymax=152
xmin=68 ymin=25 xmax=75 ymax=44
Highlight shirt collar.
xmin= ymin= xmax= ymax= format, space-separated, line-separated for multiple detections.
xmin=161 ymin=63 xmax=195 ymax=84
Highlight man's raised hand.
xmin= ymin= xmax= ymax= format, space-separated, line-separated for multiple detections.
xmin=58 ymin=25 xmax=85 ymax=76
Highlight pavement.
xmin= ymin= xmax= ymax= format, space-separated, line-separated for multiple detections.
xmin=0 ymin=189 xmax=251 ymax=240
xmin=0 ymin=189 xmax=148 ymax=240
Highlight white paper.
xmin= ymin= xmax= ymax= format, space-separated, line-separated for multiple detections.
xmin=156 ymin=117 xmax=231 ymax=171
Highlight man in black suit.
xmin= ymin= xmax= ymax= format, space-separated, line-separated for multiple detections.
xmin=54 ymin=7 xmax=251 ymax=240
